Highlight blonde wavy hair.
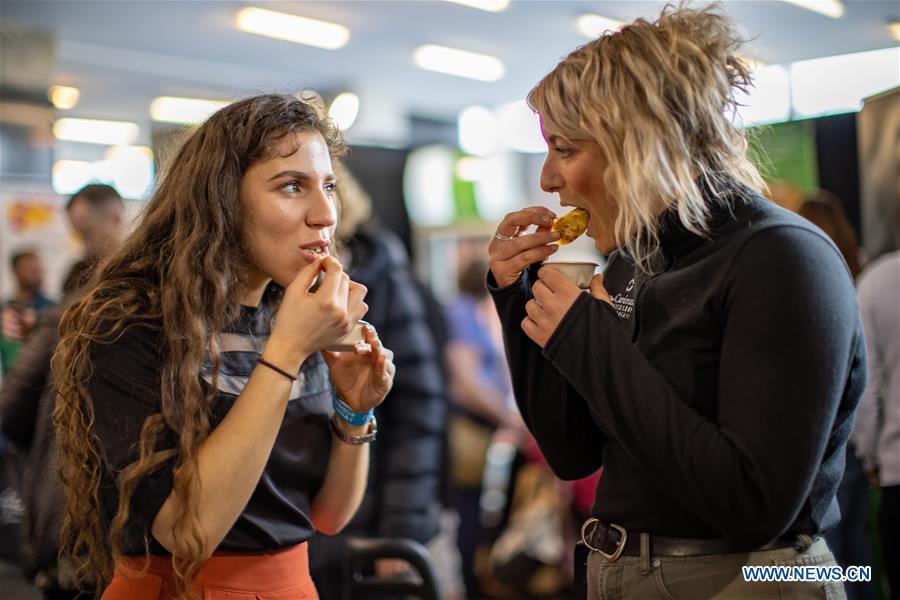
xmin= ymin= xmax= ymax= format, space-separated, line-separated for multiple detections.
xmin=528 ymin=2 xmax=767 ymax=271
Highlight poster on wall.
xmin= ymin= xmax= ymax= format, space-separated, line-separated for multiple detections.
xmin=0 ymin=190 xmax=145 ymax=300
xmin=858 ymin=87 xmax=899 ymax=258
xmin=0 ymin=191 xmax=77 ymax=301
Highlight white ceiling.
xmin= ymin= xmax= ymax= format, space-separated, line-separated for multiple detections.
xmin=2 ymin=0 xmax=898 ymax=145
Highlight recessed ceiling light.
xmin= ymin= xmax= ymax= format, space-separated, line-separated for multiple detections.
xmin=235 ymin=7 xmax=350 ymax=50
xmin=458 ymin=106 xmax=500 ymax=156
xmin=150 ymin=96 xmax=229 ymax=125
xmin=53 ymin=118 xmax=139 ymax=145
xmin=413 ymin=44 xmax=505 ymax=82
xmin=328 ymin=92 xmax=360 ymax=130
xmin=443 ymin=0 xmax=510 ymax=13
xmin=105 ymin=146 xmax=155 ymax=198
xmin=780 ymin=0 xmax=844 ymax=19
xmin=52 ymin=160 xmax=94 ymax=195
xmin=576 ymin=14 xmax=625 ymax=38
xmin=888 ymin=21 xmax=900 ymax=42
xmin=48 ymin=85 xmax=80 ymax=110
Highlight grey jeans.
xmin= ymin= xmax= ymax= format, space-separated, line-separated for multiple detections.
xmin=586 ymin=537 xmax=847 ymax=600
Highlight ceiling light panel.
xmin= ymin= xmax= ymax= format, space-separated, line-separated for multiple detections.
xmin=780 ymin=1 xmax=844 ymax=19
xmin=150 ymin=96 xmax=229 ymax=124
xmin=443 ymin=0 xmax=510 ymax=12
xmin=413 ymin=44 xmax=505 ymax=82
xmin=576 ymin=14 xmax=625 ymax=38
xmin=235 ymin=7 xmax=350 ymax=50
xmin=53 ymin=118 xmax=139 ymax=145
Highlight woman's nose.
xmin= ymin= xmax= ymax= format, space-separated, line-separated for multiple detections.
xmin=308 ymin=189 xmax=337 ymax=228
xmin=540 ymin=158 xmax=561 ymax=193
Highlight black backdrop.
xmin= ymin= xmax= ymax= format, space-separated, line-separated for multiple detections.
xmin=344 ymin=145 xmax=412 ymax=255
xmin=814 ymin=113 xmax=862 ymax=241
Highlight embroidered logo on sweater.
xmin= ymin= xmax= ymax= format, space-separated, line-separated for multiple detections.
xmin=610 ymin=292 xmax=635 ymax=321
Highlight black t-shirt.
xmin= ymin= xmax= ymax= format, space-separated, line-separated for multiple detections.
xmin=489 ymin=194 xmax=867 ymax=550
xmin=88 ymin=286 xmax=333 ymax=555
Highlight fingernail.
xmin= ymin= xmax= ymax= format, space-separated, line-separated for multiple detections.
xmin=550 ymin=231 xmax=561 ymax=239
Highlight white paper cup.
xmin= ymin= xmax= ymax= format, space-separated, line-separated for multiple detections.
xmin=543 ymin=261 xmax=598 ymax=289
xmin=324 ymin=320 xmax=370 ymax=352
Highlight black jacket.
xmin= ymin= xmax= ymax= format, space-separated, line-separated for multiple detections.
xmin=339 ymin=227 xmax=447 ymax=542
xmin=489 ymin=194 xmax=866 ymax=550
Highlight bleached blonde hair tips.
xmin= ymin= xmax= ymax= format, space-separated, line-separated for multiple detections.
xmin=528 ymin=3 xmax=767 ymax=271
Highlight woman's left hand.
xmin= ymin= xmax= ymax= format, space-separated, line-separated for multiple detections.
xmin=324 ymin=324 xmax=395 ymax=412
xmin=522 ymin=267 xmax=612 ymax=348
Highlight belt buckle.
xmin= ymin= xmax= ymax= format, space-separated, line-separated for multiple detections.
xmin=580 ymin=518 xmax=628 ymax=562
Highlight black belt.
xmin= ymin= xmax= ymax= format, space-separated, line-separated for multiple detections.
xmin=580 ymin=518 xmax=812 ymax=561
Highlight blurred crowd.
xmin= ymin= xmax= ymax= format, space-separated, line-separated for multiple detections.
xmin=1 ymin=173 xmax=896 ymax=600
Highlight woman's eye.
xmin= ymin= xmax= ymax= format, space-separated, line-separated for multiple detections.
xmin=324 ymin=183 xmax=337 ymax=195
xmin=555 ymin=146 xmax=573 ymax=157
xmin=282 ymin=181 xmax=302 ymax=193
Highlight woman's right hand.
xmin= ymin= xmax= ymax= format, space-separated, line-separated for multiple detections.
xmin=489 ymin=207 xmax=562 ymax=288
xmin=266 ymin=256 xmax=368 ymax=370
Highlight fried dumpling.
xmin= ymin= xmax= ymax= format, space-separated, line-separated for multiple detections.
xmin=551 ymin=208 xmax=589 ymax=245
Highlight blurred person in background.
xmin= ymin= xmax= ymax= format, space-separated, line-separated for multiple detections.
xmin=798 ymin=191 xmax=873 ymax=600
xmin=51 ymin=95 xmax=394 ymax=599
xmin=309 ymin=163 xmax=450 ymax=599
xmin=63 ymin=184 xmax=126 ymax=282
xmin=0 ymin=183 xmax=127 ymax=599
xmin=444 ymin=256 xmax=522 ymax=599
xmin=1 ymin=251 xmax=51 ymax=373
xmin=798 ymin=191 xmax=863 ymax=278
xmin=0 ymin=250 xmax=50 ymax=560
xmin=852 ymin=248 xmax=900 ymax=600
xmin=3 ymin=251 xmax=49 ymax=312
xmin=487 ymin=5 xmax=864 ymax=599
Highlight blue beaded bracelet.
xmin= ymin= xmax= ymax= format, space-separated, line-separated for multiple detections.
xmin=332 ymin=391 xmax=374 ymax=427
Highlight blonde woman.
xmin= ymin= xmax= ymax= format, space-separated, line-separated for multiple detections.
xmin=487 ymin=5 xmax=864 ymax=599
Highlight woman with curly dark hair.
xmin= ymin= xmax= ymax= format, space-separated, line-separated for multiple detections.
xmin=52 ymin=94 xmax=394 ymax=599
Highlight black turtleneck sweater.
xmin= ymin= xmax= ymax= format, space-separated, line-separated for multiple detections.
xmin=488 ymin=194 xmax=866 ymax=549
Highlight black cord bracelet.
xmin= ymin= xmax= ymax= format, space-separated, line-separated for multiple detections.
xmin=256 ymin=357 xmax=298 ymax=382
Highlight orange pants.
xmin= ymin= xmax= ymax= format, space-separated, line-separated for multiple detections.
xmin=102 ymin=542 xmax=319 ymax=599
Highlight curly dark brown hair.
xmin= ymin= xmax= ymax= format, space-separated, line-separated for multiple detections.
xmin=51 ymin=94 xmax=345 ymax=595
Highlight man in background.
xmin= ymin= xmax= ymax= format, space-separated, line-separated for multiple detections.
xmin=0 ymin=183 xmax=125 ymax=599
xmin=1 ymin=251 xmax=52 ymax=373
xmin=62 ymin=183 xmax=125 ymax=284
xmin=3 ymin=251 xmax=50 ymax=314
